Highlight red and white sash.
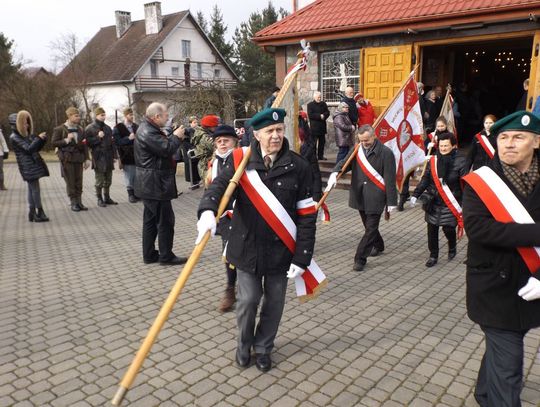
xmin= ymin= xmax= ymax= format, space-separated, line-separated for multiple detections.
xmin=430 ymin=156 xmax=464 ymax=238
xmin=356 ymin=146 xmax=385 ymax=192
xmin=475 ymin=133 xmax=495 ymax=159
xmin=463 ymin=167 xmax=540 ymax=274
xmin=319 ymin=202 xmax=330 ymax=223
xmin=233 ymin=147 xmax=326 ymax=301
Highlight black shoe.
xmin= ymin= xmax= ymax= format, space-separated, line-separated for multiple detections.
xmin=128 ymin=194 xmax=138 ymax=203
xmin=159 ymin=256 xmax=188 ymax=266
xmin=97 ymin=198 xmax=107 ymax=207
xmin=425 ymin=258 xmax=438 ymax=267
xmin=143 ymin=257 xmax=159 ymax=264
xmin=370 ymin=248 xmax=383 ymax=257
xmin=397 ymin=203 xmax=404 ymax=212
xmin=78 ymin=201 xmax=88 ymax=211
xmin=318 ymin=156 xmax=327 ymax=161
xmin=71 ymin=203 xmax=81 ymax=212
xmin=28 ymin=208 xmax=35 ymax=222
xmin=448 ymin=249 xmax=456 ymax=261
xmin=353 ymin=262 xmax=365 ymax=271
xmin=235 ymin=349 xmax=250 ymax=368
xmin=104 ymin=196 xmax=118 ymax=205
xmin=189 ymin=183 xmax=200 ymax=190
xmin=255 ymin=354 xmax=272 ymax=372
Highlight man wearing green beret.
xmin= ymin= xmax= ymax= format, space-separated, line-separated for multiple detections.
xmin=196 ymin=107 xmax=317 ymax=373
xmin=462 ymin=110 xmax=540 ymax=406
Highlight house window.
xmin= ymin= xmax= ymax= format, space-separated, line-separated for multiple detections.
xmin=197 ymin=63 xmax=203 ymax=78
xmin=214 ymin=69 xmax=221 ymax=78
xmin=150 ymin=60 xmax=158 ymax=78
xmin=182 ymin=40 xmax=191 ymax=58
xmin=171 ymin=66 xmax=179 ymax=76
xmin=320 ymin=49 xmax=361 ymax=103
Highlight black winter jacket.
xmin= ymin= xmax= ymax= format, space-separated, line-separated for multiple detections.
xmin=113 ymin=122 xmax=139 ymax=166
xmin=463 ymin=153 xmax=540 ymax=331
xmin=198 ymin=139 xmax=317 ymax=275
xmin=10 ymin=131 xmax=49 ymax=182
xmin=85 ymin=120 xmax=116 ymax=172
xmin=465 ymin=130 xmax=496 ymax=171
xmin=334 ymin=139 xmax=398 ymax=214
xmin=307 ymin=100 xmax=330 ymax=135
xmin=300 ymin=137 xmax=322 ymax=201
xmin=412 ymin=150 xmax=467 ymax=227
xmin=134 ymin=118 xmax=181 ymax=201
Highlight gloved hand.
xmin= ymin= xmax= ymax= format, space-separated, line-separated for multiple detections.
xmin=427 ymin=142 xmax=435 ymax=150
xmin=387 ymin=206 xmax=397 ymax=213
xmin=410 ymin=197 xmax=418 ymax=207
xmin=325 ymin=172 xmax=339 ymax=192
xmin=287 ymin=263 xmax=305 ymax=279
xmin=518 ymin=277 xmax=540 ymax=301
xmin=83 ymin=160 xmax=91 ymax=170
xmin=195 ymin=210 xmax=217 ymax=244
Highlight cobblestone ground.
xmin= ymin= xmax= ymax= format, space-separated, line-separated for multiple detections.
xmin=0 ymin=162 xmax=539 ymax=407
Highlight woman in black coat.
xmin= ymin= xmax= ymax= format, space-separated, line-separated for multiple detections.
xmin=9 ymin=110 xmax=50 ymax=222
xmin=466 ymin=114 xmax=497 ymax=171
xmin=424 ymin=90 xmax=439 ymax=134
xmin=411 ymin=133 xmax=467 ymax=267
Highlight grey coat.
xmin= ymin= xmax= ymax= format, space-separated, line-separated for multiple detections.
xmin=334 ymin=139 xmax=398 ymax=214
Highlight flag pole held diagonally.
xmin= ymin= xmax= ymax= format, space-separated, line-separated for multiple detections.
xmin=111 ymin=48 xmax=309 ymax=407
xmin=315 ymin=64 xmax=420 ymax=211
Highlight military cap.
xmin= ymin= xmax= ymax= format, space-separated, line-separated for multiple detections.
xmin=65 ymin=107 xmax=80 ymax=117
xmin=123 ymin=107 xmax=133 ymax=116
xmin=250 ymin=108 xmax=286 ymax=131
xmin=94 ymin=106 xmax=105 ymax=116
xmin=212 ymin=124 xmax=238 ymax=139
xmin=491 ymin=110 xmax=540 ymax=136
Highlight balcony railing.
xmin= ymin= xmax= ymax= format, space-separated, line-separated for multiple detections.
xmin=134 ymin=75 xmax=237 ymax=91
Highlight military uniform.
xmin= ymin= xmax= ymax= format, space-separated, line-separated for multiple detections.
xmin=198 ymin=109 xmax=317 ymax=372
xmin=192 ymin=126 xmax=215 ymax=182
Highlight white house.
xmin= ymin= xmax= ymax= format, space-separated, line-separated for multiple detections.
xmin=61 ymin=2 xmax=238 ymax=124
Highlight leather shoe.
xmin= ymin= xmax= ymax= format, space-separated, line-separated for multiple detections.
xmin=425 ymin=257 xmax=438 ymax=267
xmin=159 ymin=256 xmax=188 ymax=266
xmin=448 ymin=249 xmax=456 ymax=260
xmin=71 ymin=204 xmax=81 ymax=212
xmin=255 ymin=353 xmax=272 ymax=372
xmin=78 ymin=202 xmax=88 ymax=211
xmin=353 ymin=262 xmax=365 ymax=271
xmin=235 ymin=349 xmax=250 ymax=368
xmin=370 ymin=248 xmax=383 ymax=257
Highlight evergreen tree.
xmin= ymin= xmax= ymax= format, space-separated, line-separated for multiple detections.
xmin=208 ymin=5 xmax=233 ymax=63
xmin=0 ymin=33 xmax=20 ymax=84
xmin=196 ymin=11 xmax=208 ymax=34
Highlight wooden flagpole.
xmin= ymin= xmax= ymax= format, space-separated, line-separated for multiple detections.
xmin=111 ymin=53 xmax=306 ymax=407
xmin=315 ymin=64 xmax=419 ymax=211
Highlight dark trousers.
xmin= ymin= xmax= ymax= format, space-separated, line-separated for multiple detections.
xmin=313 ymin=132 xmax=326 ymax=159
xmin=354 ymin=211 xmax=384 ymax=264
xmin=427 ymin=223 xmax=456 ymax=259
xmin=95 ymin=170 xmax=112 ymax=189
xmin=336 ymin=146 xmax=350 ymax=164
xmin=63 ymin=162 xmax=83 ymax=199
xmin=399 ymin=172 xmax=412 ymax=203
xmin=236 ymin=270 xmax=287 ymax=355
xmin=475 ymin=326 xmax=527 ymax=407
xmin=27 ymin=180 xmax=42 ymax=209
xmin=142 ymin=199 xmax=175 ymax=262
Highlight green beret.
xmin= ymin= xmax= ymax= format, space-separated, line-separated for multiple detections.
xmin=250 ymin=108 xmax=286 ymax=131
xmin=491 ymin=110 xmax=540 ymax=136
xmin=94 ymin=107 xmax=105 ymax=116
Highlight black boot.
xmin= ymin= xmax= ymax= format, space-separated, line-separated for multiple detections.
xmin=104 ymin=188 xmax=118 ymax=205
xmin=28 ymin=207 xmax=35 ymax=222
xmin=77 ymin=197 xmax=88 ymax=211
xmin=397 ymin=198 xmax=405 ymax=212
xmin=96 ymin=188 xmax=106 ymax=207
xmin=448 ymin=247 xmax=457 ymax=260
xmin=34 ymin=208 xmax=49 ymax=222
xmin=70 ymin=198 xmax=81 ymax=212
xmin=425 ymin=257 xmax=438 ymax=267
xmin=128 ymin=189 xmax=138 ymax=204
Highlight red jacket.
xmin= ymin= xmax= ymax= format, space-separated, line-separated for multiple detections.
xmin=357 ymin=101 xmax=377 ymax=126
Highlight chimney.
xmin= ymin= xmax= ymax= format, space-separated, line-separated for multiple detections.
xmin=115 ymin=11 xmax=132 ymax=38
xmin=292 ymin=0 xmax=298 ymax=12
xmin=144 ymin=2 xmax=163 ymax=35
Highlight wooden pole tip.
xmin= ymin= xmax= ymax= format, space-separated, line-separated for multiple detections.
xmin=111 ymin=386 xmax=128 ymax=406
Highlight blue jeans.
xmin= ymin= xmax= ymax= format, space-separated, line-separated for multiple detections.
xmin=123 ymin=164 xmax=136 ymax=191
xmin=336 ymin=146 xmax=350 ymax=164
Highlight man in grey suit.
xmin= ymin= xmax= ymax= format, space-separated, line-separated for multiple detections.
xmin=326 ymin=124 xmax=397 ymax=271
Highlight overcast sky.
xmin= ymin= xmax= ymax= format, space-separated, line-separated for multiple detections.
xmin=0 ymin=0 xmax=291 ymax=71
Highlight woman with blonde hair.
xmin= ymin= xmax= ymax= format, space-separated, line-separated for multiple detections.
xmin=9 ymin=110 xmax=50 ymax=222
xmin=466 ymin=114 xmax=497 ymax=171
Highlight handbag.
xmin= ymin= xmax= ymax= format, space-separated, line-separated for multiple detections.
xmin=418 ymin=190 xmax=435 ymax=212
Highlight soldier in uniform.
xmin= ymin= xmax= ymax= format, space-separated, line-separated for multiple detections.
xmin=462 ymin=111 xmax=540 ymax=406
xmin=196 ymin=108 xmax=317 ymax=372
xmin=192 ymin=115 xmax=219 ymax=183
xmin=113 ymin=107 xmax=139 ymax=203
xmin=85 ymin=107 xmax=118 ymax=207
xmin=326 ymin=124 xmax=398 ymax=271
xmin=52 ymin=107 xmax=91 ymax=211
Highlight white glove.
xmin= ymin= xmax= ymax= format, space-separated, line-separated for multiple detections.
xmin=195 ymin=210 xmax=217 ymax=244
xmin=427 ymin=142 xmax=435 ymax=150
xmin=83 ymin=160 xmax=91 ymax=170
xmin=410 ymin=197 xmax=418 ymax=207
xmin=325 ymin=172 xmax=338 ymax=192
xmin=287 ymin=263 xmax=305 ymax=279
xmin=387 ymin=206 xmax=397 ymax=213
xmin=518 ymin=277 xmax=540 ymax=301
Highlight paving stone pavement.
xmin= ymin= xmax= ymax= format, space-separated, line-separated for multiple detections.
xmin=0 ymin=162 xmax=539 ymax=407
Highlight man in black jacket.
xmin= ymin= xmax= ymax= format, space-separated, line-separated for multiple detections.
xmin=113 ymin=108 xmax=139 ymax=203
xmin=462 ymin=111 xmax=540 ymax=407
xmin=85 ymin=107 xmax=118 ymax=207
xmin=340 ymin=86 xmax=359 ymax=126
xmin=327 ymin=125 xmax=397 ymax=271
xmin=196 ymin=108 xmax=317 ymax=373
xmin=307 ymin=91 xmax=330 ymax=160
xmin=134 ymin=102 xmax=187 ymax=266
